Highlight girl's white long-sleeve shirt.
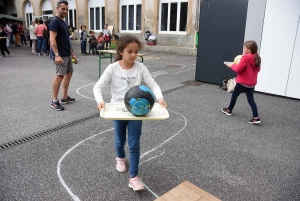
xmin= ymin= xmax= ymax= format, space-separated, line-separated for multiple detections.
xmin=93 ymin=61 xmax=163 ymax=103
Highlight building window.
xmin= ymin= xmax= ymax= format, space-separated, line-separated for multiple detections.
xmin=65 ymin=9 xmax=76 ymax=29
xmin=26 ymin=13 xmax=33 ymax=28
xmin=89 ymin=6 xmax=105 ymax=31
xmin=159 ymin=0 xmax=188 ymax=33
xmin=120 ymin=0 xmax=141 ymax=32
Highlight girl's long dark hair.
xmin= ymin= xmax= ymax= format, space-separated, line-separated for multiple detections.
xmin=115 ymin=34 xmax=142 ymax=62
xmin=244 ymin=40 xmax=261 ymax=67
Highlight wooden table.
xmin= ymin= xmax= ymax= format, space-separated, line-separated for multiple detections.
xmin=97 ymin=50 xmax=147 ymax=78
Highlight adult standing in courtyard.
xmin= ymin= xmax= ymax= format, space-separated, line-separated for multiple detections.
xmin=49 ymin=0 xmax=78 ymax=111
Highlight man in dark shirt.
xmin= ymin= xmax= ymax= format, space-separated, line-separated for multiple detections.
xmin=49 ymin=0 xmax=78 ymax=111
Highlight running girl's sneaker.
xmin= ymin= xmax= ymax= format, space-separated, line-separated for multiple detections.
xmin=221 ymin=108 xmax=232 ymax=115
xmin=116 ymin=157 xmax=126 ymax=172
xmin=128 ymin=176 xmax=145 ymax=191
xmin=60 ymin=96 xmax=75 ymax=104
xmin=248 ymin=117 xmax=261 ymax=124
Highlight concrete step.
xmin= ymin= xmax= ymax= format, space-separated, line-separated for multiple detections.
xmin=142 ymin=44 xmax=197 ymax=56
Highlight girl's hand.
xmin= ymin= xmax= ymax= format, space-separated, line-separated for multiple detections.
xmin=158 ymin=98 xmax=167 ymax=108
xmin=226 ymin=63 xmax=233 ymax=68
xmin=97 ymin=101 xmax=105 ymax=110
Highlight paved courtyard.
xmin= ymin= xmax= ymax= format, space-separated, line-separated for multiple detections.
xmin=0 ymin=43 xmax=299 ymax=201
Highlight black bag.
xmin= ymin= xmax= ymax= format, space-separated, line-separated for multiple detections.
xmin=43 ymin=29 xmax=49 ymax=38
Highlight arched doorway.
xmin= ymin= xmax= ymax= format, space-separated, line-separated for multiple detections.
xmin=24 ymin=0 xmax=34 ymax=28
xmin=41 ymin=0 xmax=53 ymax=21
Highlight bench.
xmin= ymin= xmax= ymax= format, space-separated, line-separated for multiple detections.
xmin=97 ymin=50 xmax=146 ymax=78
xmin=154 ymin=181 xmax=222 ymax=201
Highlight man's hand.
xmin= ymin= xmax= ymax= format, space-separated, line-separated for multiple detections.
xmin=72 ymin=55 xmax=78 ymax=64
xmin=55 ymin=56 xmax=64 ymax=65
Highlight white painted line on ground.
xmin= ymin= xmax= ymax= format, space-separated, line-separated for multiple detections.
xmin=57 ymin=128 xmax=114 ymax=201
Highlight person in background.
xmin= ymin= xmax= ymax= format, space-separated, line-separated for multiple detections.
xmin=97 ymin=32 xmax=104 ymax=56
xmin=80 ymin=25 xmax=88 ymax=54
xmin=102 ymin=24 xmax=111 ymax=49
xmin=11 ymin=21 xmax=20 ymax=47
xmin=19 ymin=23 xmax=27 ymax=46
xmin=28 ymin=21 xmax=38 ymax=54
xmin=9 ymin=21 xmax=14 ymax=45
xmin=88 ymin=30 xmax=97 ymax=56
xmin=35 ymin=20 xmax=47 ymax=56
xmin=0 ymin=24 xmax=11 ymax=57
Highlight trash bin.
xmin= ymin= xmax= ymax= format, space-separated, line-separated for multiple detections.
xmin=195 ymin=31 xmax=199 ymax=47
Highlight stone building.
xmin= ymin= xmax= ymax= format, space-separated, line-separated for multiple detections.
xmin=1 ymin=0 xmax=200 ymax=55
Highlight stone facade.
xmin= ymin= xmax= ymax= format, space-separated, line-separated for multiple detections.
xmin=5 ymin=0 xmax=199 ymax=55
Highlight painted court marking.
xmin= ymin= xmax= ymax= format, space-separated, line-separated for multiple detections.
xmin=57 ymin=109 xmax=187 ymax=200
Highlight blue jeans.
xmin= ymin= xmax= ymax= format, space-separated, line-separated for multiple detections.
xmin=89 ymin=44 xmax=97 ymax=55
xmin=81 ymin=41 xmax=87 ymax=53
xmin=113 ymin=120 xmax=142 ymax=178
xmin=228 ymin=83 xmax=259 ymax=117
xmin=37 ymin=36 xmax=47 ymax=54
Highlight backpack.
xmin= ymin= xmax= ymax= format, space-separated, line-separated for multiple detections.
xmin=90 ymin=36 xmax=97 ymax=46
xmin=6 ymin=25 xmax=12 ymax=33
xmin=43 ymin=29 xmax=49 ymax=38
xmin=220 ymin=78 xmax=236 ymax=93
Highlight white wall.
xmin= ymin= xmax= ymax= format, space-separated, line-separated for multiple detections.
xmin=256 ymin=0 xmax=300 ymax=98
xmin=285 ymin=16 xmax=300 ymax=99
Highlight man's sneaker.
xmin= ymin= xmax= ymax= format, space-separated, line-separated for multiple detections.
xmin=60 ymin=96 xmax=75 ymax=104
xmin=50 ymin=101 xmax=64 ymax=111
xmin=116 ymin=157 xmax=126 ymax=172
xmin=128 ymin=176 xmax=145 ymax=191
xmin=221 ymin=108 xmax=232 ymax=116
xmin=249 ymin=117 xmax=261 ymax=124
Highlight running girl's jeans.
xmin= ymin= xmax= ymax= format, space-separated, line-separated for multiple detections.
xmin=228 ymin=83 xmax=259 ymax=117
xmin=113 ymin=120 xmax=142 ymax=178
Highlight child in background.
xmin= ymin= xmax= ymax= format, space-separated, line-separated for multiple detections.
xmin=222 ymin=40 xmax=261 ymax=124
xmin=93 ymin=34 xmax=167 ymax=191
xmin=97 ymin=32 xmax=104 ymax=56
xmin=80 ymin=25 xmax=88 ymax=54
xmin=88 ymin=30 xmax=97 ymax=56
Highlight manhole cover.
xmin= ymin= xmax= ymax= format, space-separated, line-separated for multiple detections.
xmin=181 ymin=80 xmax=204 ymax=86
xmin=166 ymin=64 xmax=183 ymax=69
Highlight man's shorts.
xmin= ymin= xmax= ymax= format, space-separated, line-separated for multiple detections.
xmin=55 ymin=56 xmax=74 ymax=76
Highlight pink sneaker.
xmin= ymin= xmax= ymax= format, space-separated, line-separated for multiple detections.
xmin=128 ymin=176 xmax=145 ymax=191
xmin=116 ymin=157 xmax=126 ymax=172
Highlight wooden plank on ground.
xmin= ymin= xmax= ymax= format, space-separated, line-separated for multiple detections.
xmin=154 ymin=181 xmax=221 ymax=201
xmin=182 ymin=181 xmax=221 ymax=201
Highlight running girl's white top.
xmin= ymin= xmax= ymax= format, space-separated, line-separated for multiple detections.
xmin=93 ymin=61 xmax=163 ymax=103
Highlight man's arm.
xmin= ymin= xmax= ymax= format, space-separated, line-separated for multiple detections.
xmin=49 ymin=30 xmax=58 ymax=54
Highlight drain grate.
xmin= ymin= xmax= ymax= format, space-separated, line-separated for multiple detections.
xmin=0 ymin=113 xmax=99 ymax=151
xmin=0 ymin=83 xmax=202 ymax=151
xmin=181 ymin=80 xmax=204 ymax=86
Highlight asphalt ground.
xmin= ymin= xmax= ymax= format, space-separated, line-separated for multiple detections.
xmin=0 ymin=42 xmax=299 ymax=201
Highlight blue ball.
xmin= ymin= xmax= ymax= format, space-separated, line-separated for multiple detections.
xmin=124 ymin=85 xmax=155 ymax=116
